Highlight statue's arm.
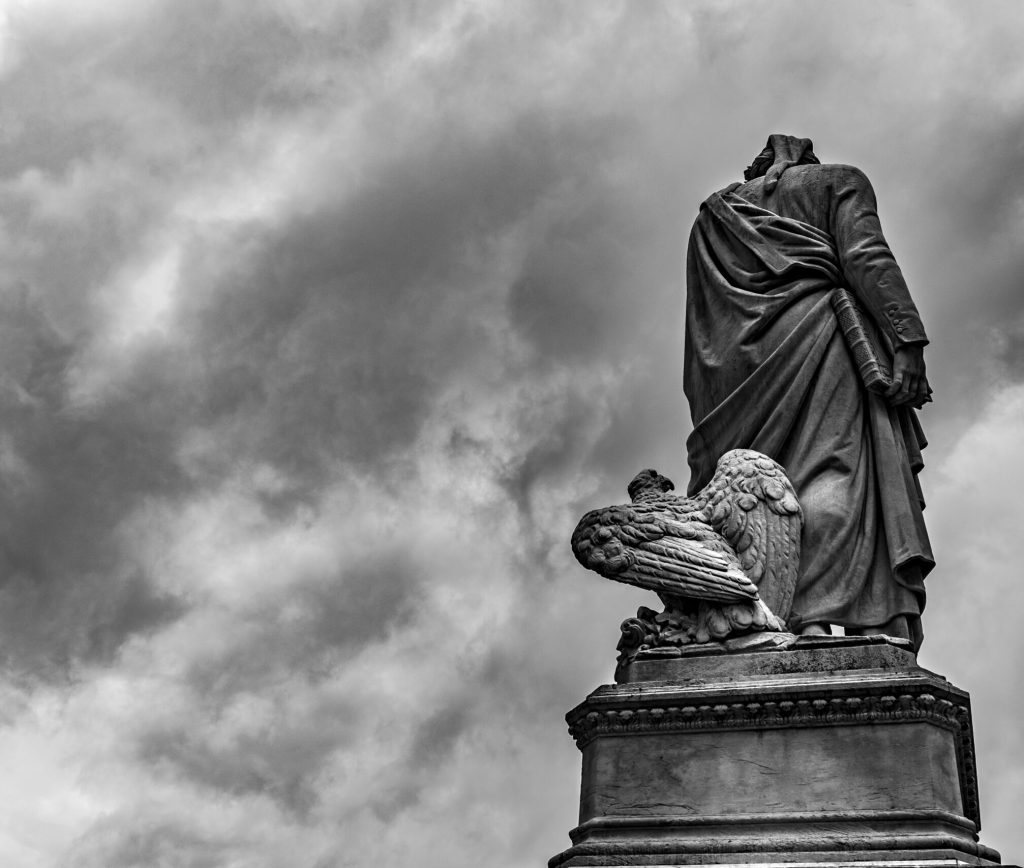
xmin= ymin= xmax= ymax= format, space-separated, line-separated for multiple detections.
xmin=831 ymin=166 xmax=931 ymax=407
xmin=831 ymin=165 xmax=928 ymax=350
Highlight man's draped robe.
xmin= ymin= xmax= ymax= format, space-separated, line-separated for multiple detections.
xmin=683 ymin=165 xmax=933 ymax=648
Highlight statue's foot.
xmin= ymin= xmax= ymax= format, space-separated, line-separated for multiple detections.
xmin=847 ymin=615 xmax=910 ymax=642
xmin=799 ymin=622 xmax=832 ymax=637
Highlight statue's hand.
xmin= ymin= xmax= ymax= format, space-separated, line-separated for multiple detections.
xmin=885 ymin=344 xmax=932 ymax=408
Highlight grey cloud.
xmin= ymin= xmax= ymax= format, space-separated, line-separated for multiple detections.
xmin=170 ymin=112 xmax=643 ymax=499
xmin=82 ymin=572 xmax=188 ymax=663
xmin=369 ymin=699 xmax=474 ymax=823
xmin=506 ymin=199 xmax=643 ymax=361
xmin=498 ymin=389 xmax=599 ymax=517
xmin=98 ymin=0 xmax=431 ymax=128
xmin=0 ymin=39 xmax=181 ymax=331
xmin=136 ymin=637 xmax=473 ymax=830
xmin=136 ymin=709 xmax=345 ymax=818
xmin=109 ymin=0 xmax=309 ymax=126
xmin=67 ymin=816 xmax=232 ymax=868
xmin=299 ymin=552 xmax=422 ymax=661
xmin=407 ymin=700 xmax=471 ymax=767
xmin=0 ymin=15 xmax=134 ymax=179
xmin=184 ymin=550 xmax=422 ymax=700
xmin=0 ymin=289 xmax=193 ymax=673
xmin=0 ymin=7 xmax=612 ymax=677
xmin=995 ymin=322 xmax=1024 ymax=380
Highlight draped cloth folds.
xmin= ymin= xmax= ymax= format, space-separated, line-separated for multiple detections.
xmin=684 ymin=190 xmax=933 ymax=648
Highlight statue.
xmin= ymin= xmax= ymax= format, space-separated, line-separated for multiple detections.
xmin=684 ymin=134 xmax=932 ymax=649
xmin=554 ymin=138 xmax=1007 ymax=868
xmin=572 ymin=450 xmax=801 ymax=653
xmin=571 ymin=134 xmax=933 ymax=653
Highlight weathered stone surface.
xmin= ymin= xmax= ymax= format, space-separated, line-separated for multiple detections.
xmin=551 ymin=137 xmax=1012 ymax=867
xmin=580 ymin=725 xmax=960 ymax=819
xmin=571 ymin=451 xmax=801 ymax=647
xmin=618 ymin=633 xmax=915 ymax=684
xmin=549 ymin=639 xmax=1001 ymax=867
xmin=683 ymin=135 xmax=932 ymax=647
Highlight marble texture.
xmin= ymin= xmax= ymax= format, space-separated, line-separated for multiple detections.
xmin=549 ymin=638 xmax=1002 ymax=867
xmin=571 ymin=450 xmax=801 ymax=647
xmin=684 ymin=136 xmax=933 ymax=646
xmin=618 ymin=633 xmax=913 ymax=683
xmin=580 ymin=724 xmax=961 ymax=819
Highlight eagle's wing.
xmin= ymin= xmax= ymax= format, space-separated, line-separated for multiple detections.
xmin=699 ymin=449 xmax=803 ymax=620
xmin=571 ymin=503 xmax=758 ymax=604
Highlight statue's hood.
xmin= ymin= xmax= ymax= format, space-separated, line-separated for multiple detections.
xmin=745 ymin=133 xmax=819 ymax=192
xmin=765 ymin=133 xmax=815 ymax=166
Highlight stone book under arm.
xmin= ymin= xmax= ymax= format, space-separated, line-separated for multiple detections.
xmin=830 ymin=287 xmax=893 ymax=394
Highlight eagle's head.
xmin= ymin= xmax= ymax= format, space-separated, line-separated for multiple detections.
xmin=627 ymin=468 xmax=675 ymax=502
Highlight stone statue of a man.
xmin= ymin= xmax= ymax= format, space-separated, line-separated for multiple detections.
xmin=683 ymin=134 xmax=933 ymax=648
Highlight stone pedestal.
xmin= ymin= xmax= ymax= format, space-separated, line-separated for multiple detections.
xmin=549 ymin=636 xmax=1004 ymax=867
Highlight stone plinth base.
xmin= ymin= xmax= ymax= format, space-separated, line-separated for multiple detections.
xmin=549 ymin=636 xmax=1003 ymax=867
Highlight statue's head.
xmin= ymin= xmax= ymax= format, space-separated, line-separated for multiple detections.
xmin=744 ymin=134 xmax=820 ymax=187
xmin=627 ymin=469 xmax=675 ymax=501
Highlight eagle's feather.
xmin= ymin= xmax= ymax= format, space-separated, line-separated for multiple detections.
xmin=571 ymin=449 xmax=803 ymax=641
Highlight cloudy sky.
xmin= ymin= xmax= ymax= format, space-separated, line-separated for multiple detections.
xmin=0 ymin=1 xmax=1021 ymax=865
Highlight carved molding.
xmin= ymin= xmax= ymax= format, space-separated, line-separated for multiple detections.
xmin=551 ymin=832 xmax=1000 ymax=867
xmin=566 ymin=687 xmax=980 ymax=828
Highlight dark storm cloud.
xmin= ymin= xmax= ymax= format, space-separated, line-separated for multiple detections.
xmin=155 ymin=105 xmax=657 ymax=530
xmin=900 ymin=105 xmax=1024 ymax=310
xmin=367 ymin=699 xmax=474 ymax=822
xmin=71 ymin=816 xmax=232 ymax=868
xmin=82 ymin=572 xmax=188 ymax=663
xmin=108 ymin=0 xmax=310 ymax=126
xmin=407 ymin=700 xmax=471 ymax=766
xmin=183 ymin=551 xmax=422 ymax=700
xmin=137 ymin=701 xmax=346 ymax=817
xmin=498 ymin=389 xmax=603 ymax=519
xmin=0 ymin=0 xmax=618 ymax=673
xmin=0 ymin=288 xmax=192 ymax=672
xmin=178 ymin=125 xmax=560 ymax=479
xmin=0 ymin=32 xmax=187 ymax=333
xmin=995 ymin=324 xmax=1024 ymax=380
xmin=3 ymin=0 xmax=402 ymax=138
xmin=0 ymin=0 xmax=640 ymax=690
xmin=505 ymin=147 xmax=651 ymax=359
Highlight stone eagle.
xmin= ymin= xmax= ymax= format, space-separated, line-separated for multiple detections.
xmin=571 ymin=449 xmax=802 ymax=644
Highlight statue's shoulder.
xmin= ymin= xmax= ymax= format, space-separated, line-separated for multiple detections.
xmin=789 ymin=162 xmax=873 ymax=190
xmin=708 ymin=164 xmax=871 ymax=203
